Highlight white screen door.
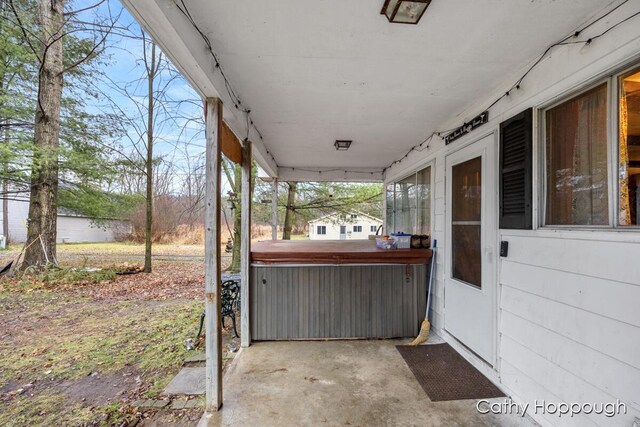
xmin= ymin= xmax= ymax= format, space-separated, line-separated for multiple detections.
xmin=444 ymin=133 xmax=497 ymax=365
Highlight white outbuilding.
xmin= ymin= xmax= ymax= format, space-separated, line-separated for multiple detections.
xmin=1 ymin=198 xmax=130 ymax=245
xmin=308 ymin=211 xmax=382 ymax=240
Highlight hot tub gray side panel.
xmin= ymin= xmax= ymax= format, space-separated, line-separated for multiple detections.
xmin=250 ymin=264 xmax=427 ymax=340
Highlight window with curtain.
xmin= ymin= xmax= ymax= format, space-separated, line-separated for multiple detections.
xmin=395 ymin=174 xmax=416 ymax=234
xmin=416 ymin=166 xmax=431 ymax=235
xmin=545 ymin=83 xmax=609 ymax=225
xmin=619 ymin=67 xmax=640 ymax=226
xmin=386 ymin=166 xmax=431 ymax=235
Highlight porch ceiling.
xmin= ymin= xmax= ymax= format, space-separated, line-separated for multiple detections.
xmin=125 ymin=0 xmax=617 ymax=180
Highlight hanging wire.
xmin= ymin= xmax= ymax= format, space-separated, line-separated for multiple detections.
xmin=382 ymin=0 xmax=640 ymax=175
xmin=173 ymin=0 xmax=639 ymax=176
xmin=279 ymin=167 xmax=384 ymax=175
xmin=173 ymin=0 xmax=275 ymax=164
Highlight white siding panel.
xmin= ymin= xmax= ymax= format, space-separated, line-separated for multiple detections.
xmin=500 ymin=359 xmax=598 ymax=427
xmin=502 ymin=234 xmax=640 ymax=286
xmin=434 ymin=180 xmax=445 ymax=200
xmin=308 ymin=214 xmax=382 ymax=241
xmin=501 ymin=311 xmax=640 ymax=411
xmin=501 ymin=286 xmax=640 ymax=372
xmin=434 ymin=213 xmax=445 ymax=233
xmin=3 ymin=199 xmax=125 ymax=243
xmin=429 ymin=293 xmax=441 ymax=313
xmin=501 ymin=260 xmax=640 ymax=327
xmin=434 ymin=161 xmax=445 ymax=182
xmin=431 ymin=277 xmax=444 ymax=299
xmin=6 ymin=199 xmax=29 ymax=242
xmin=432 ymin=229 xmax=444 ymax=242
xmin=57 ymin=217 xmax=116 ymax=243
xmin=431 ymin=311 xmax=443 ymax=331
xmin=501 ymin=336 xmax=640 ymax=427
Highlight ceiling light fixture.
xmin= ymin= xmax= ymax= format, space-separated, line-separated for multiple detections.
xmin=380 ymin=0 xmax=431 ymax=24
xmin=334 ymin=140 xmax=352 ymax=151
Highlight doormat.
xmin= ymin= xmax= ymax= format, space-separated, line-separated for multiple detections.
xmin=396 ymin=343 xmax=504 ymax=402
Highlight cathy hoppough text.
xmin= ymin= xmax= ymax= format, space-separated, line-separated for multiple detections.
xmin=477 ymin=399 xmax=627 ymax=418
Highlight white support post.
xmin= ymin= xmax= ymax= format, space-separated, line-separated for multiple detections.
xmin=204 ymin=97 xmax=223 ymax=411
xmin=271 ymin=178 xmax=278 ymax=240
xmin=240 ymin=140 xmax=252 ymax=348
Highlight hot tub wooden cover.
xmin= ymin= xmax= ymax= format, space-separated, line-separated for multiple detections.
xmin=251 ymin=240 xmax=432 ymax=265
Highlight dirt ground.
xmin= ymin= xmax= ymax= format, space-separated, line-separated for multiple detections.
xmin=0 ymin=244 xmax=238 ymax=426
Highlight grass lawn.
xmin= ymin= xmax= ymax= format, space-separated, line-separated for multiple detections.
xmin=0 ymin=243 xmax=238 ymax=426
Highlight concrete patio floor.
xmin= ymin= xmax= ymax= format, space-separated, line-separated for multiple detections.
xmin=199 ymin=338 xmax=539 ymax=427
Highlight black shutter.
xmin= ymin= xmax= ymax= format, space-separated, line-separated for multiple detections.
xmin=499 ymin=108 xmax=533 ymax=229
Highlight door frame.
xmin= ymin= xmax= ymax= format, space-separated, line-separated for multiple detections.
xmin=443 ymin=130 xmax=500 ymax=368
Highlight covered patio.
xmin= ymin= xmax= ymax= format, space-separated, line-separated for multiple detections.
xmin=120 ymin=1 xmax=640 ymax=426
xmin=200 ymin=338 xmax=537 ymax=427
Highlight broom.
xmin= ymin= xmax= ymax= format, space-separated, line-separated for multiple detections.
xmin=407 ymin=241 xmax=436 ymax=346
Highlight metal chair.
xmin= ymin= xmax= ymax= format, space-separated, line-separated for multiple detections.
xmin=196 ymin=279 xmax=241 ymax=341
xmin=221 ymin=279 xmax=240 ymax=338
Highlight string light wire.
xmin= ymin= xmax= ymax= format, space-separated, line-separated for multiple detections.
xmin=172 ymin=0 xmax=638 ymax=178
xmin=382 ymin=0 xmax=640 ymax=175
xmin=173 ymin=0 xmax=276 ymax=165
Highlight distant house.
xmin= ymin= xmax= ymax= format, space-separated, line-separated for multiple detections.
xmin=308 ymin=211 xmax=382 ymax=240
xmin=0 ymin=198 xmax=131 ymax=244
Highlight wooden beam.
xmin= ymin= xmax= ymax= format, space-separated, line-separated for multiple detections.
xmin=204 ymin=97 xmax=223 ymax=411
xmin=221 ymin=121 xmax=243 ymax=164
xmin=204 ymin=101 xmax=242 ymax=164
xmin=240 ymin=140 xmax=252 ymax=348
xmin=272 ymin=179 xmax=278 ymax=240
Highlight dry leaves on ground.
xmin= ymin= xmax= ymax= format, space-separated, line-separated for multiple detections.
xmin=82 ymin=263 xmax=206 ymax=301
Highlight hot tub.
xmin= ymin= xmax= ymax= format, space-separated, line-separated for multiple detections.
xmin=250 ymin=240 xmax=432 ymax=340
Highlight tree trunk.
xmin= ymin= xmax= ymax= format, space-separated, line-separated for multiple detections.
xmin=2 ymin=119 xmax=8 ymax=242
xmin=0 ymin=2 xmax=19 ymax=245
xmin=23 ymin=0 xmax=64 ymax=268
xmin=282 ymin=182 xmax=297 ymax=240
xmin=230 ymin=163 xmax=241 ymax=272
xmin=143 ymin=42 xmax=156 ymax=273
xmin=0 ymin=5 xmax=7 ymax=241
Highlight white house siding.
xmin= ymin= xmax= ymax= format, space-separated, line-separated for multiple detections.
xmin=499 ymin=231 xmax=640 ymax=427
xmin=1 ymin=198 xmax=30 ymax=242
xmin=309 ymin=213 xmax=382 ymax=240
xmin=1 ymin=199 xmax=128 ymax=243
xmin=56 ymin=216 xmax=126 ymax=243
xmin=384 ymin=3 xmax=640 ymax=426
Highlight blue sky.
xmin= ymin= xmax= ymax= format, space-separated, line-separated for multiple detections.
xmin=72 ymin=0 xmax=213 ymax=194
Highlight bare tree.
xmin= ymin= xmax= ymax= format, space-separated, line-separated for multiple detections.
xmin=142 ymin=38 xmax=160 ymax=272
xmin=93 ymin=28 xmax=206 ymax=269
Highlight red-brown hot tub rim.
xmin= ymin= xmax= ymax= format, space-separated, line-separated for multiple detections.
xmin=251 ymin=240 xmax=432 ymax=265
